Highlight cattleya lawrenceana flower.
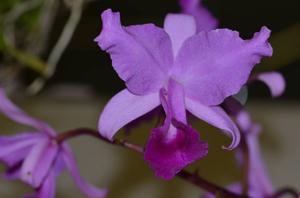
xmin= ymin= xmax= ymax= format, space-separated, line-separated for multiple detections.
xmin=95 ymin=8 xmax=273 ymax=179
xmin=0 ymin=88 xmax=107 ymax=198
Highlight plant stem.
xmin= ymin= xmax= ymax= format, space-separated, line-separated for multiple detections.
xmin=56 ymin=128 xmax=246 ymax=198
xmin=177 ymin=170 xmax=248 ymax=198
xmin=268 ymin=188 xmax=299 ymax=198
xmin=56 ymin=128 xmax=299 ymax=198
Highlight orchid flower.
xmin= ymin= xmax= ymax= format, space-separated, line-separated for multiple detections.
xmin=95 ymin=9 xmax=273 ymax=179
xmin=180 ymin=0 xmax=218 ymax=31
xmin=0 ymin=88 xmax=107 ymax=198
xmin=203 ymin=73 xmax=285 ymax=198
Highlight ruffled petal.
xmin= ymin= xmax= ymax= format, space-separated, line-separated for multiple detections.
xmin=256 ymin=72 xmax=285 ymax=97
xmin=0 ymin=132 xmax=44 ymax=166
xmin=180 ymin=0 xmax=218 ymax=31
xmin=61 ymin=145 xmax=108 ymax=198
xmin=185 ymin=97 xmax=240 ymax=149
xmin=163 ymin=14 xmax=196 ymax=57
xmin=144 ymin=121 xmax=208 ymax=180
xmin=174 ymin=27 xmax=273 ymax=106
xmin=0 ymin=88 xmax=56 ymax=136
xmin=95 ymin=9 xmax=173 ymax=95
xmin=21 ymin=139 xmax=58 ymax=188
xmin=98 ymin=89 xmax=160 ymax=140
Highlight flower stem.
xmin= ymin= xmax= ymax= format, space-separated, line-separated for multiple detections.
xmin=268 ymin=188 xmax=299 ymax=198
xmin=177 ymin=170 xmax=248 ymax=198
xmin=56 ymin=128 xmax=144 ymax=153
xmin=56 ymin=128 xmax=298 ymax=198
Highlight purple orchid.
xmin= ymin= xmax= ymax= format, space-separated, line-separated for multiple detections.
xmin=0 ymin=88 xmax=107 ymax=198
xmin=180 ymin=0 xmax=218 ymax=31
xmin=252 ymin=71 xmax=286 ymax=98
xmin=95 ymin=9 xmax=273 ymax=179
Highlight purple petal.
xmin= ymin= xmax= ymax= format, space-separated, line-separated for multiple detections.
xmin=61 ymin=145 xmax=108 ymax=198
xmin=246 ymin=124 xmax=274 ymax=196
xmin=24 ymin=170 xmax=56 ymax=198
xmin=95 ymin=9 xmax=173 ymax=95
xmin=222 ymin=97 xmax=252 ymax=131
xmin=0 ymin=132 xmax=44 ymax=166
xmin=3 ymin=161 xmax=22 ymax=180
xmin=256 ymin=72 xmax=285 ymax=97
xmin=224 ymin=98 xmax=274 ymax=196
xmin=232 ymin=125 xmax=273 ymax=198
xmin=21 ymin=139 xmax=59 ymax=187
xmin=185 ymin=97 xmax=240 ymax=149
xmin=167 ymin=79 xmax=187 ymax=124
xmin=163 ymin=14 xmax=196 ymax=56
xmin=144 ymin=122 xmax=208 ymax=180
xmin=173 ymin=27 xmax=273 ymax=106
xmin=180 ymin=0 xmax=218 ymax=31
xmin=145 ymin=82 xmax=208 ymax=180
xmin=98 ymin=89 xmax=160 ymax=140
xmin=0 ymin=88 xmax=56 ymax=136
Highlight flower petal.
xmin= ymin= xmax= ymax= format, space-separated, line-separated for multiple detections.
xmin=95 ymin=9 xmax=173 ymax=95
xmin=21 ymin=139 xmax=58 ymax=187
xmin=163 ymin=14 xmax=196 ymax=57
xmin=61 ymin=145 xmax=108 ymax=198
xmin=144 ymin=122 xmax=208 ymax=180
xmin=23 ymin=170 xmax=56 ymax=198
xmin=0 ymin=88 xmax=56 ymax=136
xmin=98 ymin=89 xmax=160 ymax=140
xmin=222 ymin=97 xmax=252 ymax=131
xmin=31 ymin=141 xmax=58 ymax=188
xmin=174 ymin=27 xmax=273 ymax=105
xmin=256 ymin=72 xmax=285 ymax=97
xmin=168 ymin=79 xmax=187 ymax=124
xmin=246 ymin=124 xmax=274 ymax=197
xmin=185 ymin=97 xmax=240 ymax=149
xmin=4 ymin=161 xmax=22 ymax=180
xmin=180 ymin=0 xmax=218 ymax=31
xmin=223 ymin=97 xmax=274 ymax=196
xmin=0 ymin=133 xmax=44 ymax=166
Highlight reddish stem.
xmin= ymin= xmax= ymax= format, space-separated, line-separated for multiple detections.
xmin=268 ymin=188 xmax=299 ymax=198
xmin=56 ymin=128 xmax=298 ymax=198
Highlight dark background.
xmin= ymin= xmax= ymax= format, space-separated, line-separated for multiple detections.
xmin=45 ymin=0 xmax=300 ymax=100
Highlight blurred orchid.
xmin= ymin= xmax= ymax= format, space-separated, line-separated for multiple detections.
xmin=95 ymin=9 xmax=272 ymax=179
xmin=180 ymin=0 xmax=218 ymax=31
xmin=251 ymin=71 xmax=286 ymax=98
xmin=225 ymin=99 xmax=274 ymax=198
xmin=0 ymin=88 xmax=107 ymax=198
xmin=203 ymin=73 xmax=285 ymax=197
